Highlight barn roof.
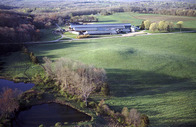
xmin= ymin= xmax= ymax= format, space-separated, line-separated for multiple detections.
xmin=84 ymin=30 xmax=117 ymax=35
xmin=73 ymin=26 xmax=126 ymax=31
xmin=70 ymin=23 xmax=131 ymax=29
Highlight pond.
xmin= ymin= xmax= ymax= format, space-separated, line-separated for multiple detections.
xmin=12 ymin=103 xmax=91 ymax=127
xmin=0 ymin=79 xmax=34 ymax=92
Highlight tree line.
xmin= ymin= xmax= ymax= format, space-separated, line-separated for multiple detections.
xmin=8 ymin=1 xmax=196 ymax=17
xmin=140 ymin=20 xmax=184 ymax=32
xmin=0 ymin=11 xmax=41 ymax=55
xmin=0 ymin=11 xmax=40 ymax=43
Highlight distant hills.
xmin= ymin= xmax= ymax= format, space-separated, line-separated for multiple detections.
xmin=0 ymin=0 xmax=195 ymax=11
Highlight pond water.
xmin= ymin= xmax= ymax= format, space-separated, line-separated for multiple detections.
xmin=0 ymin=79 xmax=34 ymax=92
xmin=0 ymin=79 xmax=91 ymax=126
xmin=12 ymin=103 xmax=91 ymax=127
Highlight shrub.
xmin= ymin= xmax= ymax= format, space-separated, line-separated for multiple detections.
xmin=77 ymin=98 xmax=82 ymax=103
xmin=144 ymin=20 xmax=151 ymax=30
xmin=29 ymin=52 xmax=34 ymax=58
xmin=129 ymin=109 xmax=141 ymax=127
xmin=20 ymin=90 xmax=42 ymax=103
xmin=114 ymin=112 xmax=125 ymax=124
xmin=101 ymin=83 xmax=110 ymax=96
xmin=29 ymin=52 xmax=38 ymax=64
xmin=31 ymin=55 xmax=38 ymax=64
xmin=121 ymin=107 xmax=129 ymax=124
xmin=109 ymin=110 xmax=115 ymax=118
xmin=140 ymin=114 xmax=149 ymax=127
xmin=76 ymin=34 xmax=90 ymax=39
xmin=71 ymin=95 xmax=78 ymax=101
xmin=0 ymin=88 xmax=21 ymax=118
xmin=98 ymin=99 xmax=105 ymax=107
xmin=55 ymin=122 xmax=62 ymax=127
xmin=88 ymin=101 xmax=97 ymax=108
xmin=149 ymin=23 xmax=158 ymax=32
xmin=22 ymin=46 xmax=29 ymax=54
xmin=140 ymin=21 xmax=145 ymax=30
xmin=102 ymin=104 xmax=110 ymax=115
xmin=96 ymin=106 xmax=103 ymax=115
xmin=80 ymin=102 xmax=86 ymax=108
xmin=176 ymin=21 xmax=183 ymax=32
xmin=32 ymin=74 xmax=43 ymax=85
xmin=39 ymin=124 xmax=44 ymax=127
xmin=64 ymin=122 xmax=68 ymax=125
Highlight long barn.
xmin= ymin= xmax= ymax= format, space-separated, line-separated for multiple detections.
xmin=69 ymin=23 xmax=132 ymax=35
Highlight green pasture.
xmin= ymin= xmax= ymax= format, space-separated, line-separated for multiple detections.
xmin=0 ymin=52 xmax=43 ymax=79
xmin=96 ymin=12 xmax=196 ymax=30
xmin=40 ymin=28 xmax=61 ymax=41
xmin=27 ymin=33 xmax=196 ymax=127
xmin=95 ymin=12 xmax=144 ymax=26
xmin=63 ymin=32 xmax=78 ymax=39
xmin=1 ymin=12 xmax=196 ymax=127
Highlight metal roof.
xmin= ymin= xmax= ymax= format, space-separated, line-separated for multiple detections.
xmin=73 ymin=26 xmax=126 ymax=31
xmin=84 ymin=30 xmax=117 ymax=35
xmin=74 ymin=27 xmax=98 ymax=31
xmin=70 ymin=23 xmax=131 ymax=29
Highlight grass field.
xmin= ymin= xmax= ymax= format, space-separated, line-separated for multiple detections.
xmin=0 ymin=52 xmax=43 ymax=79
xmin=1 ymin=12 xmax=196 ymax=127
xmin=40 ymin=28 xmax=61 ymax=41
xmin=96 ymin=12 xmax=196 ymax=30
xmin=63 ymin=32 xmax=78 ymax=39
xmin=27 ymin=32 xmax=196 ymax=127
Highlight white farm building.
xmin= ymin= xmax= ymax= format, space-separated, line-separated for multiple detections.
xmin=69 ymin=23 xmax=132 ymax=35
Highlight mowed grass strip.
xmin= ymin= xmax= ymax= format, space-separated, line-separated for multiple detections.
xmin=29 ymin=33 xmax=196 ymax=127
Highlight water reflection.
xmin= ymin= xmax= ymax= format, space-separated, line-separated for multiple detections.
xmin=0 ymin=79 xmax=34 ymax=92
xmin=13 ymin=103 xmax=91 ymax=127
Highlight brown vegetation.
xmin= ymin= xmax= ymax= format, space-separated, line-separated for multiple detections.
xmin=0 ymin=11 xmax=40 ymax=43
xmin=0 ymin=88 xmax=21 ymax=118
xmin=96 ymin=99 xmax=149 ymax=127
xmin=42 ymin=57 xmax=107 ymax=105
xmin=76 ymin=34 xmax=90 ymax=39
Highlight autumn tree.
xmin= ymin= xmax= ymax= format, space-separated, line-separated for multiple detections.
xmin=149 ymin=22 xmax=158 ymax=32
xmin=150 ymin=21 xmax=174 ymax=32
xmin=80 ymin=79 xmax=95 ymax=106
xmin=144 ymin=20 xmax=151 ymax=30
xmin=42 ymin=57 xmax=107 ymax=105
xmin=121 ymin=107 xmax=129 ymax=124
xmin=140 ymin=21 xmax=145 ymax=30
xmin=158 ymin=21 xmax=165 ymax=31
xmin=129 ymin=109 xmax=141 ymax=127
xmin=176 ymin=21 xmax=183 ymax=32
xmin=0 ymin=88 xmax=22 ymax=118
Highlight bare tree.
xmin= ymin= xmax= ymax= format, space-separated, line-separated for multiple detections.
xmin=80 ymin=78 xmax=95 ymax=106
xmin=42 ymin=57 xmax=107 ymax=105
xmin=129 ymin=109 xmax=141 ymax=127
xmin=0 ymin=88 xmax=22 ymax=118
xmin=42 ymin=57 xmax=54 ymax=78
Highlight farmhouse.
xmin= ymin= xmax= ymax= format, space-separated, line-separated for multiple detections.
xmin=69 ymin=23 xmax=132 ymax=35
